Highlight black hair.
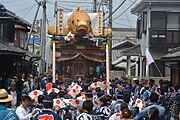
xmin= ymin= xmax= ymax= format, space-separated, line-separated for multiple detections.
xmin=133 ymin=80 xmax=139 ymax=85
xmin=149 ymin=93 xmax=158 ymax=103
xmin=121 ymin=109 xmax=131 ymax=118
xmin=149 ymin=107 xmax=160 ymax=120
xmin=49 ymin=92 xmax=58 ymax=99
xmin=160 ymin=84 xmax=168 ymax=94
xmin=120 ymin=103 xmax=129 ymax=112
xmin=43 ymin=97 xmax=53 ymax=109
xmin=144 ymin=86 xmax=149 ymax=91
xmin=20 ymin=95 xmax=31 ymax=102
xmin=95 ymin=87 xmax=101 ymax=93
xmin=99 ymin=96 xmax=107 ymax=105
xmin=123 ymin=93 xmax=130 ymax=103
xmin=38 ymin=95 xmax=45 ymax=104
xmin=105 ymin=95 xmax=112 ymax=102
xmin=85 ymin=90 xmax=93 ymax=98
xmin=159 ymin=79 xmax=163 ymax=87
xmin=58 ymin=91 xmax=66 ymax=98
xmin=116 ymin=91 xmax=123 ymax=100
xmin=97 ymin=92 xmax=104 ymax=98
xmin=174 ymin=83 xmax=180 ymax=91
xmin=82 ymin=100 xmax=94 ymax=114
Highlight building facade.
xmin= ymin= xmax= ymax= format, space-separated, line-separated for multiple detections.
xmin=131 ymin=0 xmax=180 ymax=79
xmin=0 ymin=4 xmax=39 ymax=76
xmin=111 ymin=28 xmax=140 ymax=78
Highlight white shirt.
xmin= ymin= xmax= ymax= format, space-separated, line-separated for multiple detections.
xmin=10 ymin=91 xmax=17 ymax=107
xmin=16 ymin=105 xmax=32 ymax=120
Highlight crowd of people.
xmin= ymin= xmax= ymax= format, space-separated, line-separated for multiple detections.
xmin=0 ymin=73 xmax=179 ymax=120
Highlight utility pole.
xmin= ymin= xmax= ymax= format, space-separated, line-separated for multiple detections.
xmin=40 ymin=0 xmax=46 ymax=75
xmin=93 ymin=0 xmax=97 ymax=12
xmin=109 ymin=0 xmax=112 ymax=70
xmin=25 ymin=2 xmax=41 ymax=50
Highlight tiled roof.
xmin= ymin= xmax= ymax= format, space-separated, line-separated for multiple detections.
xmin=162 ymin=47 xmax=180 ymax=61
xmin=0 ymin=4 xmax=31 ymax=27
xmin=122 ymin=45 xmax=141 ymax=56
xmin=0 ymin=40 xmax=26 ymax=55
xmin=0 ymin=39 xmax=41 ymax=59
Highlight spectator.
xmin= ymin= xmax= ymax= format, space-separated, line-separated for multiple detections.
xmin=148 ymin=107 xmax=160 ymax=120
xmin=132 ymin=79 xmax=140 ymax=104
xmin=16 ymin=95 xmax=36 ymax=120
xmin=8 ymin=84 xmax=19 ymax=109
xmin=23 ymin=75 xmax=36 ymax=93
xmin=134 ymin=93 xmax=165 ymax=120
xmin=0 ymin=89 xmax=19 ymax=120
xmin=121 ymin=109 xmax=133 ymax=120
xmin=34 ymin=97 xmax=61 ymax=120
xmin=34 ymin=95 xmax=45 ymax=109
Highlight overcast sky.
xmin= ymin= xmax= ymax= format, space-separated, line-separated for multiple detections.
xmin=0 ymin=0 xmax=141 ymax=28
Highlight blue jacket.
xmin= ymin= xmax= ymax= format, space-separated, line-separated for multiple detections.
xmin=33 ymin=109 xmax=61 ymax=120
xmin=0 ymin=104 xmax=19 ymax=120
xmin=134 ymin=103 xmax=165 ymax=120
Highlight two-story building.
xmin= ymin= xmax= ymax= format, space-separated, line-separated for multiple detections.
xmin=0 ymin=4 xmax=39 ymax=76
xmin=131 ymin=0 xmax=180 ymax=83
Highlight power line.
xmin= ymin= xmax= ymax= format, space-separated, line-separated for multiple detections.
xmin=23 ymin=6 xmax=34 ymax=18
xmin=18 ymin=4 xmax=37 ymax=17
xmin=129 ymin=0 xmax=138 ymax=5
xmin=47 ymin=0 xmax=93 ymax=12
xmin=103 ymin=0 xmax=127 ymax=22
xmin=18 ymin=4 xmax=36 ymax=17
xmin=16 ymin=4 xmax=36 ymax=14
xmin=124 ymin=6 xmax=133 ymax=28
xmin=113 ymin=0 xmax=137 ymax=22
xmin=46 ymin=1 xmax=74 ymax=11
xmin=56 ymin=3 xmax=93 ymax=8
xmin=2 ymin=0 xmax=24 ymax=4
xmin=55 ymin=0 xmax=93 ymax=4
xmin=22 ymin=4 xmax=36 ymax=18
xmin=113 ymin=21 xmax=133 ymax=28
xmin=118 ymin=17 xmax=136 ymax=22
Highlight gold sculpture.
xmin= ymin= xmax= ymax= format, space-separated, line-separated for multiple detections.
xmin=67 ymin=7 xmax=92 ymax=37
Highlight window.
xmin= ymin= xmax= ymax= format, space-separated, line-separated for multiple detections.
xmin=167 ymin=13 xmax=180 ymax=30
xmin=136 ymin=12 xmax=147 ymax=39
xmin=151 ymin=11 xmax=166 ymax=30
xmin=0 ymin=19 xmax=14 ymax=42
xmin=143 ymin=12 xmax=147 ymax=32
xmin=137 ymin=17 xmax=141 ymax=39
xmin=19 ymin=32 xmax=27 ymax=48
xmin=151 ymin=31 xmax=165 ymax=38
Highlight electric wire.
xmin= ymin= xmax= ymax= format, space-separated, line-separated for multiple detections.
xmin=124 ymin=6 xmax=133 ymax=28
xmin=16 ymin=4 xmax=36 ymax=14
xmin=103 ymin=0 xmax=127 ymax=22
xmin=1 ymin=0 xmax=24 ymax=4
xmin=113 ymin=21 xmax=133 ymax=28
xmin=55 ymin=0 xmax=93 ymax=4
xmin=18 ymin=4 xmax=36 ymax=17
xmin=128 ymin=0 xmax=138 ymax=5
xmin=22 ymin=4 xmax=37 ymax=18
xmin=113 ymin=0 xmax=137 ymax=21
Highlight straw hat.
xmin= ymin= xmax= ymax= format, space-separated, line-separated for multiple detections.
xmin=30 ymin=75 xmax=34 ymax=78
xmin=133 ymin=78 xmax=138 ymax=81
xmin=0 ymin=89 xmax=12 ymax=102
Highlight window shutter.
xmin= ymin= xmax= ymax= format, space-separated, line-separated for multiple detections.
xmin=151 ymin=11 xmax=166 ymax=30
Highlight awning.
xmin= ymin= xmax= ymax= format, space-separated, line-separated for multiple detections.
xmin=56 ymin=52 xmax=105 ymax=62
xmin=0 ymin=40 xmax=26 ymax=56
xmin=25 ymin=51 xmax=41 ymax=61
